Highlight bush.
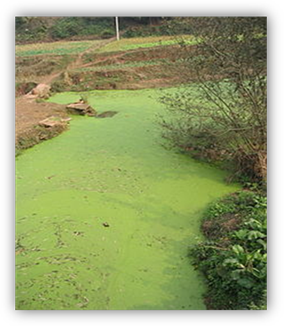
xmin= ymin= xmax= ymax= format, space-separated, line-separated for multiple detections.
xmin=159 ymin=17 xmax=267 ymax=182
xmin=190 ymin=191 xmax=267 ymax=310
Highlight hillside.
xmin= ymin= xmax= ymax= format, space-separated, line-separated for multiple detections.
xmin=16 ymin=35 xmax=197 ymax=94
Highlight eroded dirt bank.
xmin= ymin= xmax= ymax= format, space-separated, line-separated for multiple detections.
xmin=15 ymin=96 xmax=70 ymax=153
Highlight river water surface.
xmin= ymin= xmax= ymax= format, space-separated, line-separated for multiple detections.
xmin=16 ymin=89 xmax=239 ymax=309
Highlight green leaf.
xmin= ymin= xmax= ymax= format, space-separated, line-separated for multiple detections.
xmin=223 ymin=258 xmax=239 ymax=266
xmin=234 ymin=229 xmax=249 ymax=240
xmin=231 ymin=269 xmax=243 ymax=280
xmin=256 ymin=239 xmax=267 ymax=250
xmin=223 ymin=258 xmax=245 ymax=269
xmin=237 ymin=278 xmax=254 ymax=289
xmin=248 ymin=230 xmax=266 ymax=240
xmin=232 ymin=245 xmax=245 ymax=255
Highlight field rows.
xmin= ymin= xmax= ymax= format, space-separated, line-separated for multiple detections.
xmin=15 ymin=40 xmax=101 ymax=57
xmin=75 ymin=59 xmax=170 ymax=72
xmin=16 ymin=35 xmax=197 ymax=57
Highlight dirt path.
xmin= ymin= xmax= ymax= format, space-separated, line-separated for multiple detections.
xmin=16 ymin=37 xmax=116 ymax=150
xmin=40 ymin=37 xmax=116 ymax=85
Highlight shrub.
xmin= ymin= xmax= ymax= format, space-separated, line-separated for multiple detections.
xmin=159 ymin=17 xmax=267 ymax=182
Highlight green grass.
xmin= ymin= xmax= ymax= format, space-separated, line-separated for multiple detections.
xmin=15 ymin=40 xmax=101 ymax=57
xmin=76 ymin=59 xmax=168 ymax=72
xmin=15 ymin=35 xmax=198 ymax=59
xmin=98 ymin=35 xmax=199 ymax=53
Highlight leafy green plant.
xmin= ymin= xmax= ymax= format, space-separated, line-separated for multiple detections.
xmin=190 ymin=190 xmax=267 ymax=310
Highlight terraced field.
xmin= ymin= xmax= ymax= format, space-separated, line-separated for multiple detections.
xmin=15 ymin=40 xmax=102 ymax=57
xmin=96 ymin=35 xmax=198 ymax=53
xmin=16 ymin=35 xmax=194 ymax=91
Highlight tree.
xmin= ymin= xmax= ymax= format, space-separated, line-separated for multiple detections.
xmin=148 ymin=16 xmax=162 ymax=25
xmin=15 ymin=17 xmax=28 ymax=28
xmin=160 ymin=17 xmax=267 ymax=181
xmin=120 ymin=17 xmax=162 ymax=25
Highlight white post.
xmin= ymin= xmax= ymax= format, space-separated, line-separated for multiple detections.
xmin=115 ymin=16 xmax=120 ymax=41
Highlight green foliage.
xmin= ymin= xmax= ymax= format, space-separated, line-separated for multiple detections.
xmin=123 ymin=23 xmax=170 ymax=38
xmin=16 ymin=17 xmax=28 ymax=29
xmin=15 ymin=17 xmax=187 ymax=44
xmin=190 ymin=191 xmax=267 ymax=310
xmin=15 ymin=17 xmax=49 ymax=43
xmin=16 ymin=17 xmax=115 ymax=43
xmin=16 ymin=41 xmax=97 ymax=57
xmin=50 ymin=18 xmax=83 ymax=39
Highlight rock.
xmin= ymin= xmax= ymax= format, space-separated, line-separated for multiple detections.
xmin=66 ymin=103 xmax=97 ymax=117
xmin=39 ymin=116 xmax=70 ymax=128
xmin=37 ymin=116 xmax=69 ymax=141
xmin=96 ymin=111 xmax=118 ymax=118
xmin=31 ymin=83 xmax=51 ymax=99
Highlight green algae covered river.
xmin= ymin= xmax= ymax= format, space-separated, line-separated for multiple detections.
xmin=16 ymin=88 xmax=239 ymax=310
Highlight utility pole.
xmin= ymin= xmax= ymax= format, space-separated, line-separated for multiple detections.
xmin=115 ymin=16 xmax=120 ymax=41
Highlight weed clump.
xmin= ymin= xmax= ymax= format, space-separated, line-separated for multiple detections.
xmin=190 ymin=190 xmax=267 ymax=310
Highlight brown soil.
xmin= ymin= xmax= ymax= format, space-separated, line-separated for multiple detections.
xmin=15 ymin=96 xmax=69 ymax=152
xmin=15 ymin=40 xmax=191 ymax=153
xmin=15 ymin=38 xmax=116 ymax=153
xmin=201 ymin=213 xmax=241 ymax=239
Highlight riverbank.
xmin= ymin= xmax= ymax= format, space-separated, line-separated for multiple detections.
xmin=15 ymin=96 xmax=70 ymax=155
